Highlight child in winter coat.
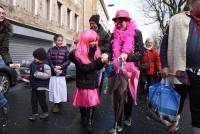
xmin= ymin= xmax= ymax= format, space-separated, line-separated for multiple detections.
xmin=28 ymin=48 xmax=51 ymax=121
xmin=47 ymin=34 xmax=70 ymax=113
xmin=69 ymin=29 xmax=108 ymax=131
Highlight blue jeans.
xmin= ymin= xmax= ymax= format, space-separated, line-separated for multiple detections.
xmin=0 ymin=92 xmax=7 ymax=107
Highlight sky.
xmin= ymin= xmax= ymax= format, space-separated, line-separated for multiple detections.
xmin=104 ymin=0 xmax=159 ymax=41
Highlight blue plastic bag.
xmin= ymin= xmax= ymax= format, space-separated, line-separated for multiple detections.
xmin=0 ymin=92 xmax=7 ymax=107
xmin=148 ymin=79 xmax=180 ymax=123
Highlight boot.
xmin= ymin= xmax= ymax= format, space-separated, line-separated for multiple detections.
xmin=52 ymin=103 xmax=60 ymax=113
xmin=80 ymin=107 xmax=87 ymax=127
xmin=87 ymin=107 xmax=94 ymax=131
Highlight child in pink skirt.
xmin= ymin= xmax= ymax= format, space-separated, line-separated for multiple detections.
xmin=69 ymin=29 xmax=108 ymax=130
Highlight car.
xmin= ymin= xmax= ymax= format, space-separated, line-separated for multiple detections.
xmin=19 ymin=60 xmax=76 ymax=80
xmin=0 ymin=59 xmax=17 ymax=94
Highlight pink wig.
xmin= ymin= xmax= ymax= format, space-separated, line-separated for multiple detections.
xmin=75 ymin=29 xmax=101 ymax=64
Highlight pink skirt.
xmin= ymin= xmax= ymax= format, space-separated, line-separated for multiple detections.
xmin=73 ymin=88 xmax=100 ymax=107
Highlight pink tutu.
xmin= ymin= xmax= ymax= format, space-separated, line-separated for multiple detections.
xmin=73 ymin=88 xmax=100 ymax=107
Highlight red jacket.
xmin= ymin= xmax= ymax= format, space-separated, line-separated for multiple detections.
xmin=139 ymin=48 xmax=161 ymax=75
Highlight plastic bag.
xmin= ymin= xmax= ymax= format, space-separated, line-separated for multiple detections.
xmin=148 ymin=79 xmax=180 ymax=125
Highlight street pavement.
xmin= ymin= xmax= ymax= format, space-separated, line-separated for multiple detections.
xmin=0 ymin=80 xmax=192 ymax=134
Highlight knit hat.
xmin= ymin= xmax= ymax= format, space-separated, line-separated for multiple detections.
xmin=33 ymin=48 xmax=47 ymax=61
xmin=89 ymin=15 xmax=100 ymax=25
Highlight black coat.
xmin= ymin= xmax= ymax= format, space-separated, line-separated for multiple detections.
xmin=69 ymin=50 xmax=105 ymax=89
xmin=0 ymin=19 xmax=13 ymax=64
xmin=97 ymin=24 xmax=112 ymax=57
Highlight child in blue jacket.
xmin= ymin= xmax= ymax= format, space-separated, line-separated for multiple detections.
xmin=28 ymin=48 xmax=51 ymax=121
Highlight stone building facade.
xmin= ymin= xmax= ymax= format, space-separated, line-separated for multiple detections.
xmin=0 ymin=0 xmax=109 ymax=63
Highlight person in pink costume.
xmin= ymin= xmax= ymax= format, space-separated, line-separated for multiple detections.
xmin=69 ymin=29 xmax=109 ymax=131
xmin=109 ymin=10 xmax=144 ymax=134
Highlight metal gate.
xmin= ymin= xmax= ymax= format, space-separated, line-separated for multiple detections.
xmin=9 ymin=35 xmax=52 ymax=63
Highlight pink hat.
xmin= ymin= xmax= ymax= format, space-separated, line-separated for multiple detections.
xmin=112 ymin=10 xmax=131 ymax=21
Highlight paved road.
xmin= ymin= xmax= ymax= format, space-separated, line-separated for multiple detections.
xmin=0 ymin=80 xmax=192 ymax=134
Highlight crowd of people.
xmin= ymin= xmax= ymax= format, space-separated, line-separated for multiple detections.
xmin=0 ymin=0 xmax=200 ymax=133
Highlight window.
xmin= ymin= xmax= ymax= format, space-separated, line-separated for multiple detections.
xmin=45 ymin=0 xmax=50 ymax=20
xmin=57 ymin=2 xmax=62 ymax=25
xmin=74 ymin=14 xmax=78 ymax=32
xmin=34 ymin=0 xmax=39 ymax=15
xmin=67 ymin=8 xmax=71 ymax=28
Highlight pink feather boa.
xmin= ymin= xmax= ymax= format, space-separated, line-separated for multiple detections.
xmin=112 ymin=21 xmax=140 ymax=104
xmin=112 ymin=21 xmax=136 ymax=60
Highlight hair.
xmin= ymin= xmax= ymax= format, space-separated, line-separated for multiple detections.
xmin=33 ymin=48 xmax=47 ymax=61
xmin=0 ymin=5 xmax=5 ymax=10
xmin=75 ymin=29 xmax=101 ymax=64
xmin=53 ymin=34 xmax=63 ymax=42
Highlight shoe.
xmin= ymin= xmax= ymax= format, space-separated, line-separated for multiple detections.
xmin=124 ymin=118 xmax=132 ymax=126
xmin=52 ymin=104 xmax=60 ymax=113
xmin=21 ymin=75 xmax=30 ymax=83
xmin=39 ymin=113 xmax=49 ymax=119
xmin=109 ymin=126 xmax=123 ymax=134
xmin=2 ymin=105 xmax=9 ymax=115
xmin=28 ymin=114 xmax=39 ymax=121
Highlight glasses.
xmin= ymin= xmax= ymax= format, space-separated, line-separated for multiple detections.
xmin=114 ymin=18 xmax=128 ymax=23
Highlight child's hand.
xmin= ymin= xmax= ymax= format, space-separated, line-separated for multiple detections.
xmin=55 ymin=66 xmax=61 ymax=70
xmin=101 ymin=53 xmax=108 ymax=63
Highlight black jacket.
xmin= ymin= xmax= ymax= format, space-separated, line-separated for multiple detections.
xmin=0 ymin=19 xmax=13 ymax=64
xmin=97 ymin=24 xmax=112 ymax=56
xmin=69 ymin=50 xmax=105 ymax=89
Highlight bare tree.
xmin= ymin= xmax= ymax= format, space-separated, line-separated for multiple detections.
xmin=142 ymin=0 xmax=190 ymax=35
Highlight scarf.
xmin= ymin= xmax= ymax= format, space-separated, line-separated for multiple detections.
xmin=190 ymin=11 xmax=200 ymax=34
xmin=112 ymin=21 xmax=136 ymax=61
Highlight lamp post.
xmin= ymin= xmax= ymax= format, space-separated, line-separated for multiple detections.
xmin=108 ymin=4 xmax=114 ymax=7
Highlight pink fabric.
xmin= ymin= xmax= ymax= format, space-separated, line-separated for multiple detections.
xmin=73 ymin=88 xmax=100 ymax=107
xmin=112 ymin=20 xmax=139 ymax=104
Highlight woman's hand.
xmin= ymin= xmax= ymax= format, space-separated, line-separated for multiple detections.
xmin=9 ymin=63 xmax=20 ymax=69
xmin=101 ymin=53 xmax=108 ymax=63
xmin=160 ymin=67 xmax=169 ymax=78
xmin=120 ymin=53 xmax=128 ymax=61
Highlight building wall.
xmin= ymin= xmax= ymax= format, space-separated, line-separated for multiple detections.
xmin=0 ymin=0 xmax=83 ymax=43
xmin=97 ymin=0 xmax=109 ymax=31
xmin=83 ymin=0 xmax=109 ymax=31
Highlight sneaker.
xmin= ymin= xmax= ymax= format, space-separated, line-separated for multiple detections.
xmin=52 ymin=104 xmax=60 ymax=113
xmin=39 ymin=113 xmax=49 ymax=119
xmin=124 ymin=118 xmax=132 ymax=126
xmin=28 ymin=114 xmax=39 ymax=121
xmin=21 ymin=76 xmax=30 ymax=83
xmin=109 ymin=126 xmax=122 ymax=134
